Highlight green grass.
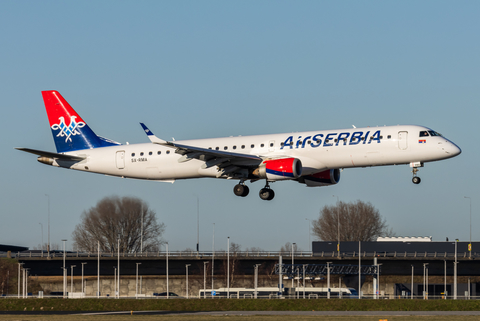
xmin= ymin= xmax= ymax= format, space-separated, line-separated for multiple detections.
xmin=1 ymin=298 xmax=480 ymax=312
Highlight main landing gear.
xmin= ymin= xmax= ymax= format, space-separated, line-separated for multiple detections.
xmin=233 ymin=181 xmax=275 ymax=200
xmin=412 ymin=167 xmax=421 ymax=184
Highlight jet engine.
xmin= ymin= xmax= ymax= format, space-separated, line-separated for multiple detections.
xmin=298 ymin=169 xmax=341 ymax=187
xmin=253 ymin=158 xmax=302 ymax=181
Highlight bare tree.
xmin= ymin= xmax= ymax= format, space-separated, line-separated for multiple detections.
xmin=223 ymin=242 xmax=242 ymax=287
xmin=312 ymin=200 xmax=394 ymax=242
xmin=72 ymin=196 xmax=165 ymax=253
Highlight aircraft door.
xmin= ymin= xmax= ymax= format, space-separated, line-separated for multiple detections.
xmin=398 ymin=132 xmax=408 ymax=150
xmin=116 ymin=151 xmax=125 ymax=169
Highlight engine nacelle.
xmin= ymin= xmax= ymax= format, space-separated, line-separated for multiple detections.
xmin=253 ymin=158 xmax=302 ymax=181
xmin=298 ymin=169 xmax=341 ymax=187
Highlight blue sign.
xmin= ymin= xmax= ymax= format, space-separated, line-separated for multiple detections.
xmin=211 ymin=291 xmax=216 ymax=296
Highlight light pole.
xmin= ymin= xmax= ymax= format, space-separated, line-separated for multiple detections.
xmin=465 ymin=196 xmax=472 ymax=258
xmin=70 ymin=265 xmax=76 ymax=294
xmin=117 ymin=235 xmax=120 ymax=298
xmin=62 ymin=239 xmax=67 ymax=298
xmin=45 ymin=194 xmax=50 ymax=256
xmin=444 ymin=260 xmax=447 ymax=299
xmin=185 ymin=264 xmax=191 ymax=298
xmin=203 ymin=261 xmax=208 ymax=298
xmin=81 ymin=262 xmax=87 ymax=294
xmin=454 ymin=239 xmax=458 ymax=300
xmin=17 ymin=263 xmax=24 ymax=298
xmin=97 ymin=241 xmax=100 ymax=298
xmin=166 ymin=242 xmax=169 ymax=299
xmin=254 ymin=264 xmax=261 ymax=299
xmin=333 ymin=195 xmax=340 ymax=257
xmin=227 ymin=237 xmax=230 ymax=299
xmin=327 ymin=262 xmax=332 ymax=299
xmin=358 ymin=241 xmax=361 ymax=299
xmin=197 ymin=196 xmax=200 ymax=255
xmin=423 ymin=263 xmax=429 ymax=300
xmin=113 ymin=267 xmax=117 ymax=296
xmin=291 ymin=243 xmax=296 ymax=290
xmin=411 ymin=265 xmax=414 ymax=299
xmin=140 ymin=203 xmax=144 ymax=254
xmin=39 ymin=223 xmax=43 ymax=253
xmin=303 ymin=264 xmax=307 ymax=299
xmin=212 ymin=223 xmax=215 ymax=294
xmin=136 ymin=263 xmax=141 ymax=298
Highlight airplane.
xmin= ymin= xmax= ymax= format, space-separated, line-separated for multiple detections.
xmin=17 ymin=91 xmax=461 ymax=201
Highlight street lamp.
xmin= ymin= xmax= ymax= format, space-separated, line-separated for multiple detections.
xmin=212 ymin=223 xmax=215 ymax=294
xmin=70 ymin=265 xmax=76 ymax=294
xmin=411 ymin=265 xmax=414 ymax=299
xmin=326 ymin=262 xmax=332 ymax=299
xmin=423 ymin=263 xmax=429 ymax=300
xmin=81 ymin=262 xmax=87 ymax=294
xmin=333 ymin=195 xmax=340 ymax=257
xmin=254 ymin=264 xmax=261 ymax=299
xmin=291 ymin=243 xmax=296 ymax=290
xmin=227 ymin=236 xmax=230 ymax=299
xmin=62 ymin=239 xmax=67 ymax=298
xmin=45 ymin=194 xmax=50 ymax=256
xmin=117 ymin=235 xmax=120 ymax=298
xmin=39 ymin=223 xmax=43 ymax=254
xmin=203 ymin=261 xmax=208 ymax=299
xmin=136 ymin=263 xmax=142 ymax=298
xmin=465 ymin=196 xmax=472 ymax=258
xmin=18 ymin=262 xmax=24 ymax=298
xmin=454 ymin=239 xmax=458 ymax=300
xmin=185 ymin=264 xmax=191 ymax=299
xmin=166 ymin=242 xmax=169 ymax=299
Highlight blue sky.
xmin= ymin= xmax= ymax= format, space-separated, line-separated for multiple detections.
xmin=1 ymin=1 xmax=478 ymax=252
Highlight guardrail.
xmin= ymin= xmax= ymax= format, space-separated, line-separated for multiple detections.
xmin=2 ymin=250 xmax=478 ymax=259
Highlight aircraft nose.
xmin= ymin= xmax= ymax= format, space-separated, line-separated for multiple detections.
xmin=445 ymin=141 xmax=461 ymax=157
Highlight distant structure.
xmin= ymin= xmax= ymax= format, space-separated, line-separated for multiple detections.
xmin=0 ymin=244 xmax=28 ymax=252
xmin=376 ymin=236 xmax=432 ymax=242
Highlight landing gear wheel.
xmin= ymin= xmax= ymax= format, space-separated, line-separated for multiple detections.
xmin=412 ymin=176 xmax=421 ymax=184
xmin=233 ymin=184 xmax=249 ymax=197
xmin=259 ymin=188 xmax=275 ymax=201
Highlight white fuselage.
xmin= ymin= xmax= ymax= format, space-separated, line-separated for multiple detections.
xmin=51 ymin=125 xmax=460 ymax=182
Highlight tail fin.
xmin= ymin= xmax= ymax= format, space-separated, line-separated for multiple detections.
xmin=42 ymin=91 xmax=120 ymax=153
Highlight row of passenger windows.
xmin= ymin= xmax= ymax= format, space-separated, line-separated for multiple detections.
xmin=132 ymin=150 xmax=170 ymax=157
xmin=130 ymin=135 xmax=394 ymax=157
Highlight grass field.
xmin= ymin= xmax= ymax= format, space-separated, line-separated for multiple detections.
xmin=1 ymin=298 xmax=480 ymax=312
xmin=1 ymin=314 xmax=480 ymax=321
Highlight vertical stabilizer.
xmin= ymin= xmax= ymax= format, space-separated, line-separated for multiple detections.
xmin=42 ymin=91 xmax=120 ymax=153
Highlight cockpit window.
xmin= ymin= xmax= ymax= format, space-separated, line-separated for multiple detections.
xmin=428 ymin=131 xmax=442 ymax=137
xmin=419 ymin=131 xmax=429 ymax=137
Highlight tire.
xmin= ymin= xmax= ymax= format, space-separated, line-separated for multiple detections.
xmin=259 ymin=188 xmax=273 ymax=201
xmin=234 ymin=184 xmax=246 ymax=196
xmin=412 ymin=177 xmax=421 ymax=184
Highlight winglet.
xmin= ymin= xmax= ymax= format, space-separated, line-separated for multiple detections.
xmin=140 ymin=123 xmax=167 ymax=144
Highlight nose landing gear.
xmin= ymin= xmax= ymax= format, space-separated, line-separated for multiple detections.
xmin=412 ymin=167 xmax=421 ymax=184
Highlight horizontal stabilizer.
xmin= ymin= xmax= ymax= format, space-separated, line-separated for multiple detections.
xmin=15 ymin=148 xmax=85 ymax=161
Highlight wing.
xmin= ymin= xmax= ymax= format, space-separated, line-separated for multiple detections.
xmin=140 ymin=123 xmax=263 ymax=177
xmin=16 ymin=148 xmax=86 ymax=161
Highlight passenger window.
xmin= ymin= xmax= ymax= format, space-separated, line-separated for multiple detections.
xmin=387 ymin=135 xmax=391 ymax=139
xmin=334 ymin=139 xmax=337 ymax=143
xmin=308 ymin=141 xmax=311 ymax=144
xmin=224 ymin=146 xmax=228 ymax=150
xmin=419 ymin=131 xmax=429 ymax=137
xmin=166 ymin=150 xmax=170 ymax=154
xmin=241 ymin=145 xmax=245 ymax=149
xmin=270 ymin=143 xmax=274 ymax=147
xmin=215 ymin=147 xmax=219 ymax=150
xmin=157 ymin=151 xmax=161 ymax=155
xmin=325 ymin=139 xmax=329 ymax=143
xmin=251 ymin=144 xmax=255 ymax=148
xmin=132 ymin=153 xmax=135 ymax=157
xmin=140 ymin=152 xmax=144 ymax=156
xmin=379 ymin=136 xmax=383 ymax=140
xmin=260 ymin=144 xmax=264 ymax=148
xmin=233 ymin=146 xmax=237 ymax=150
xmin=149 ymin=151 xmax=152 ymax=155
